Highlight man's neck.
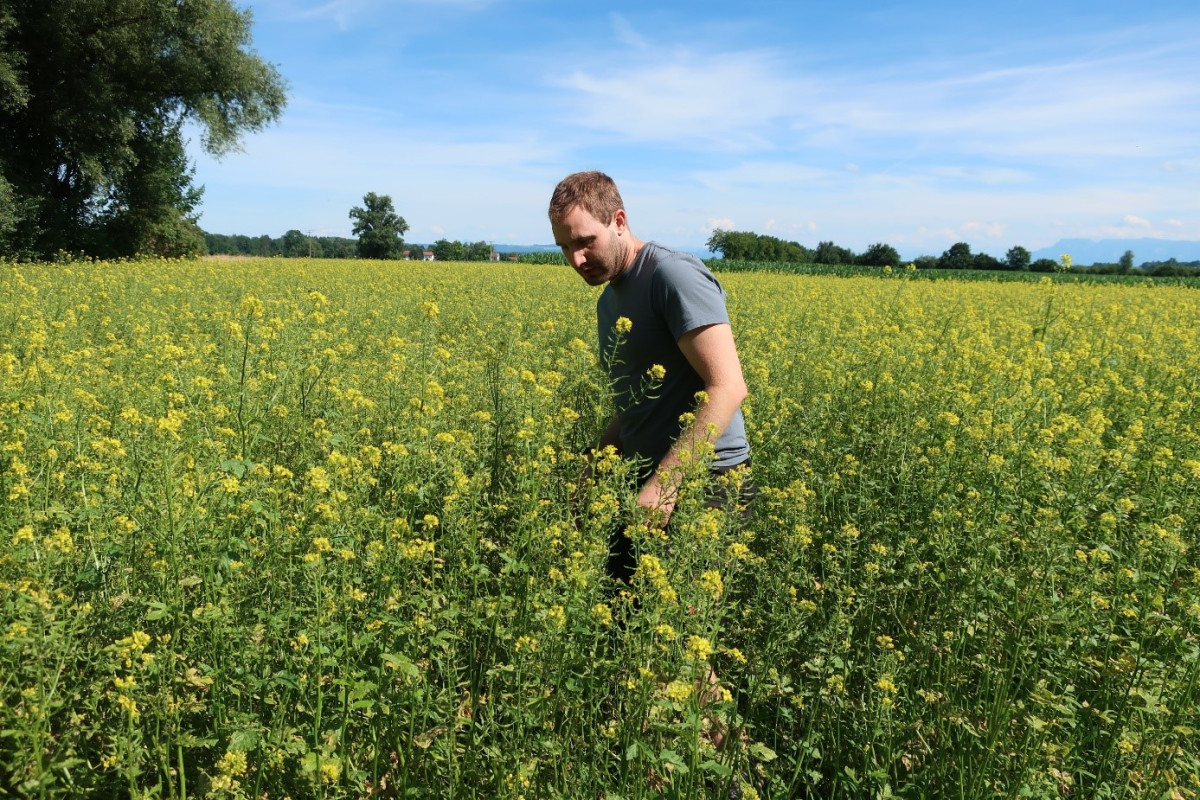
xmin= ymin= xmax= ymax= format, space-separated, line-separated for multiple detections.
xmin=616 ymin=235 xmax=646 ymax=281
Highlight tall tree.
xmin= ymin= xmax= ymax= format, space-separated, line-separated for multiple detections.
xmin=706 ymin=228 xmax=811 ymax=262
xmin=1119 ymin=250 xmax=1135 ymax=273
xmin=0 ymin=0 xmax=287 ymax=259
xmin=857 ymin=242 xmax=901 ymax=268
xmin=431 ymin=238 xmax=466 ymax=262
xmin=939 ymin=242 xmax=973 ymax=270
xmin=1005 ymin=245 xmax=1031 ymax=271
xmin=350 ymin=193 xmax=407 ymax=259
xmin=814 ymin=240 xmax=855 ymax=265
xmin=465 ymin=240 xmax=493 ymax=261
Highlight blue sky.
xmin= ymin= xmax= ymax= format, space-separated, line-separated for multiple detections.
xmin=188 ymin=0 xmax=1200 ymax=258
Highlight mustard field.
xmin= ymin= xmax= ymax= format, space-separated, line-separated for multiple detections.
xmin=2 ymin=258 xmax=1198 ymax=798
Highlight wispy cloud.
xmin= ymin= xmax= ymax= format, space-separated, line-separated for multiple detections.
xmin=553 ymin=49 xmax=812 ymax=147
xmin=691 ymin=162 xmax=833 ymax=191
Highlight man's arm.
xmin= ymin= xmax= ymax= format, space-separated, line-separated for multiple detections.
xmin=636 ymin=322 xmax=748 ymax=521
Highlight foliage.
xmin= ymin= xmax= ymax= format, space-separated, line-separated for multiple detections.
xmin=1005 ymin=245 xmax=1032 ymax=271
xmin=972 ymin=252 xmax=1003 ymax=270
xmin=515 ymin=250 xmax=567 ymax=265
xmin=939 ymin=242 xmax=974 ymax=270
xmin=0 ymin=0 xmax=287 ymax=260
xmin=814 ymin=240 xmax=855 ymax=266
xmin=349 ymin=192 xmax=408 ymax=260
xmin=1119 ymin=250 xmax=1135 ymax=273
xmin=205 ymin=231 xmax=359 ymax=259
xmin=706 ymin=229 xmax=812 ymax=263
xmin=2 ymin=260 xmax=1198 ymax=798
xmin=857 ymin=242 xmax=901 ymax=268
xmin=430 ymin=238 xmax=466 ymax=262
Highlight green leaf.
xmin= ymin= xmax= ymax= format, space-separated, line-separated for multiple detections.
xmin=749 ymin=742 xmax=777 ymax=762
xmin=229 ymin=729 xmax=259 ymax=751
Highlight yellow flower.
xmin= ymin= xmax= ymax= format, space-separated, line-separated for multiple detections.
xmin=647 ymin=363 xmax=666 ymax=381
xmin=216 ymin=749 xmax=248 ymax=777
xmin=685 ymin=635 xmax=713 ymax=662
xmin=726 ymin=542 xmax=750 ymax=560
xmin=590 ymin=603 xmax=613 ymax=627
xmin=664 ymin=680 xmax=694 ymax=702
xmin=319 ymin=758 xmax=342 ymax=783
xmin=614 ymin=316 xmax=632 ymax=334
xmin=697 ymin=570 xmax=724 ymax=600
xmin=116 ymin=694 xmax=139 ymax=718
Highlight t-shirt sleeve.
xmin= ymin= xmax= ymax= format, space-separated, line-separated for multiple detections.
xmin=651 ymin=255 xmax=730 ymax=340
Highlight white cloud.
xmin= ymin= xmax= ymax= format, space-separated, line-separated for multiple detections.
xmin=706 ymin=217 xmax=736 ymax=232
xmin=554 ymin=50 xmax=813 ymax=146
xmin=1124 ymin=214 xmax=1152 ymax=228
xmin=1167 ymin=218 xmax=1184 ymax=227
xmin=764 ymin=218 xmax=777 ymax=230
xmin=960 ymin=221 xmax=1007 ymax=238
xmin=691 ymin=162 xmax=832 ymax=191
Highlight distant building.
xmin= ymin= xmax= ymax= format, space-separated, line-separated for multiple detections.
xmin=490 ymin=251 xmax=500 ymax=262
xmin=422 ymin=251 xmax=435 ymax=261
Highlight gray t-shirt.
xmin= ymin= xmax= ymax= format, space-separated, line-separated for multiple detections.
xmin=597 ymin=242 xmax=750 ymax=472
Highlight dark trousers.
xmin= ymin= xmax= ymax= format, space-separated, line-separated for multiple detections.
xmin=606 ymin=460 xmax=757 ymax=585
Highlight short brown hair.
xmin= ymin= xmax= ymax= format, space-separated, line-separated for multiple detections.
xmin=548 ymin=171 xmax=625 ymax=225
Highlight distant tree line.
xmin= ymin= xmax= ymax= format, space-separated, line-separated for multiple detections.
xmin=204 ymin=230 xmax=359 ymax=259
xmin=204 ymin=192 xmax=499 ymax=262
xmin=706 ymin=229 xmax=902 ymax=269
xmin=706 ymin=230 xmax=1197 ymax=276
xmin=203 ymin=230 xmax=506 ymax=262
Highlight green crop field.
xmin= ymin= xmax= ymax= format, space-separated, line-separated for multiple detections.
xmin=2 ymin=258 xmax=1197 ymax=798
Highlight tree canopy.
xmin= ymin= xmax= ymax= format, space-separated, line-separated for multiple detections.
xmin=857 ymin=242 xmax=900 ymax=268
xmin=939 ymin=242 xmax=974 ymax=270
xmin=705 ymin=229 xmax=811 ymax=262
xmin=0 ymin=0 xmax=287 ymax=260
xmin=1005 ymin=245 xmax=1031 ymax=271
xmin=350 ymin=193 xmax=408 ymax=259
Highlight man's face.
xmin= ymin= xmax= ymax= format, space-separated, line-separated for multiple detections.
xmin=551 ymin=205 xmax=628 ymax=286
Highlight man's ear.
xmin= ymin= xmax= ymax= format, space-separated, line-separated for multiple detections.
xmin=612 ymin=208 xmax=628 ymax=234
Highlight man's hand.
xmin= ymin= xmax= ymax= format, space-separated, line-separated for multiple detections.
xmin=636 ymin=473 xmax=676 ymax=528
xmin=637 ymin=322 xmax=747 ymax=528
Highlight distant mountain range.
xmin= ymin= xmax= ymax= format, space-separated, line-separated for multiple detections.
xmin=1030 ymin=238 xmax=1200 ymax=265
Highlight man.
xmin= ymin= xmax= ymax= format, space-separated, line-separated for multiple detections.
xmin=548 ymin=170 xmax=753 ymax=582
